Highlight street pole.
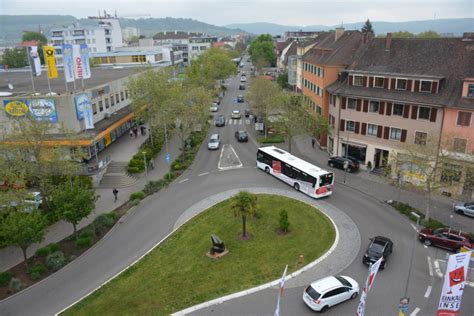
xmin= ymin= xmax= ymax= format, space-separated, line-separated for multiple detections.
xmin=404 ymin=212 xmax=421 ymax=298
xmin=163 ymin=115 xmax=169 ymax=156
xmin=142 ymin=151 xmax=148 ymax=183
xmin=93 ymin=137 xmax=99 ymax=168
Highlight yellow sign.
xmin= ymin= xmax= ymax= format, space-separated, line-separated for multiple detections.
xmin=104 ymin=134 xmax=112 ymax=147
xmin=43 ymin=46 xmax=58 ymax=79
xmin=4 ymin=101 xmax=29 ymax=117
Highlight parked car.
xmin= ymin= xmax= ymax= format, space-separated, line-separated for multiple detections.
xmin=328 ymin=156 xmax=359 ymax=172
xmin=215 ymin=115 xmax=225 ymax=127
xmin=234 ymin=130 xmax=248 ymax=142
xmin=231 ymin=110 xmax=241 ymax=119
xmin=209 ymin=105 xmax=219 ymax=112
xmin=418 ymin=228 xmax=472 ymax=252
xmin=363 ymin=236 xmax=393 ymax=269
xmin=239 ymin=63 xmax=244 ymax=68
xmin=239 ymin=84 xmax=245 ymax=90
xmin=240 ymin=76 xmax=247 ymax=82
xmin=244 ymin=109 xmax=252 ymax=118
xmin=302 ymin=275 xmax=359 ymax=312
xmin=213 ymin=99 xmax=221 ymax=106
xmin=207 ymin=134 xmax=220 ymax=150
xmin=454 ymin=201 xmax=474 ymax=217
xmin=237 ymin=95 xmax=244 ymax=103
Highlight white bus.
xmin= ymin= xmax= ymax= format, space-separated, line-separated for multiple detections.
xmin=257 ymin=146 xmax=334 ymax=198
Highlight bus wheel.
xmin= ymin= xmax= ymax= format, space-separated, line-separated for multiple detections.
xmin=265 ymin=167 xmax=270 ymax=174
xmin=294 ymin=183 xmax=300 ymax=191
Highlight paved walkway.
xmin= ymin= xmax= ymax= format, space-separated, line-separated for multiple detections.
xmin=0 ymin=132 xmax=182 ymax=272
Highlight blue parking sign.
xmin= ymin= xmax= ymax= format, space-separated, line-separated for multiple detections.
xmin=165 ymin=153 xmax=171 ymax=164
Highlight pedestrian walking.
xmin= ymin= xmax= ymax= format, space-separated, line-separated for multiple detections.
xmin=141 ymin=126 xmax=146 ymax=136
xmin=130 ymin=129 xmax=133 ymax=137
xmin=150 ymin=159 xmax=155 ymax=170
xmin=113 ymin=187 xmax=119 ymax=202
xmin=133 ymin=126 xmax=138 ymax=138
xmin=311 ymin=138 xmax=315 ymax=148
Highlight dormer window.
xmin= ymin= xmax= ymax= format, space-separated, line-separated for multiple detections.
xmin=461 ymin=79 xmax=474 ymax=97
xmin=374 ymin=77 xmax=384 ymax=88
xmin=420 ymin=80 xmax=432 ymax=93
xmin=468 ymin=83 xmax=474 ymax=97
xmin=353 ymin=75 xmax=364 ymax=86
xmin=396 ymin=79 xmax=407 ymax=90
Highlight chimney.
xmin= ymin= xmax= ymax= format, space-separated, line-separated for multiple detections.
xmin=386 ymin=33 xmax=393 ymax=50
xmin=335 ymin=27 xmax=344 ymax=41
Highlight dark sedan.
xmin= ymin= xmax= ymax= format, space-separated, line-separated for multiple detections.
xmin=328 ymin=156 xmax=360 ymax=172
xmin=362 ymin=236 xmax=393 ymax=269
xmin=215 ymin=115 xmax=225 ymax=127
xmin=234 ymin=130 xmax=248 ymax=142
xmin=237 ymin=95 xmax=244 ymax=103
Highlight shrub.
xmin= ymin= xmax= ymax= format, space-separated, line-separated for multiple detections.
xmin=46 ymin=251 xmax=66 ymax=271
xmin=164 ymin=172 xmax=176 ymax=183
xmin=130 ymin=199 xmax=141 ymax=206
xmin=423 ymin=218 xmax=445 ymax=229
xmin=143 ymin=179 xmax=167 ymax=195
xmin=130 ymin=191 xmax=145 ymax=201
xmin=0 ymin=271 xmax=13 ymax=286
xmin=48 ymin=243 xmax=60 ymax=253
xmin=79 ymin=229 xmax=95 ymax=240
xmin=76 ymin=236 xmax=94 ymax=249
xmin=127 ymin=166 xmax=140 ymax=174
xmin=35 ymin=246 xmax=51 ymax=257
xmin=29 ymin=263 xmax=47 ymax=280
xmin=9 ymin=277 xmax=26 ymax=292
xmin=171 ymin=161 xmax=185 ymax=171
xmin=94 ymin=212 xmax=117 ymax=231
xmin=257 ymin=136 xmax=285 ymax=144
xmin=279 ymin=210 xmax=290 ymax=233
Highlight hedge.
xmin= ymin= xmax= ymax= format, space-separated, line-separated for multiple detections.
xmin=257 ymin=136 xmax=285 ymax=143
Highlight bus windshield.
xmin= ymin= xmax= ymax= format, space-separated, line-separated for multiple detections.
xmin=319 ymin=173 xmax=334 ymax=187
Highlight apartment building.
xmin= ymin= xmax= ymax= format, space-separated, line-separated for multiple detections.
xmin=326 ymin=34 xmax=474 ymax=198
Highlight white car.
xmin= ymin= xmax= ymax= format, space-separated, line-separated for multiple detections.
xmin=240 ymin=76 xmax=247 ymax=82
xmin=231 ymin=110 xmax=241 ymax=119
xmin=210 ymin=105 xmax=219 ymax=112
xmin=454 ymin=201 xmax=474 ymax=217
xmin=302 ymin=275 xmax=359 ymax=312
xmin=207 ymin=134 xmax=220 ymax=150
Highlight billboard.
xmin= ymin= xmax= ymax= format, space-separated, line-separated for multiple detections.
xmin=3 ymin=99 xmax=57 ymax=122
xmin=74 ymin=93 xmax=94 ymax=129
xmin=62 ymin=44 xmax=75 ymax=82
xmin=43 ymin=46 xmax=58 ymax=79
xmin=27 ymin=46 xmax=41 ymax=76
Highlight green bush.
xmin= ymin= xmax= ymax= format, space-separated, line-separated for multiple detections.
xmin=9 ymin=277 xmax=26 ymax=292
xmin=46 ymin=251 xmax=66 ymax=271
xmin=76 ymin=236 xmax=94 ymax=249
xmin=79 ymin=230 xmax=95 ymax=240
xmin=423 ymin=218 xmax=445 ymax=229
xmin=257 ymin=136 xmax=285 ymax=144
xmin=0 ymin=271 xmax=13 ymax=286
xmin=164 ymin=172 xmax=176 ymax=183
xmin=29 ymin=263 xmax=47 ymax=280
xmin=127 ymin=166 xmax=140 ymax=174
xmin=48 ymin=243 xmax=60 ymax=252
xmin=171 ymin=161 xmax=185 ymax=171
xmin=130 ymin=199 xmax=141 ymax=206
xmin=279 ymin=210 xmax=290 ymax=233
xmin=94 ymin=212 xmax=117 ymax=231
xmin=143 ymin=179 xmax=167 ymax=195
xmin=130 ymin=191 xmax=145 ymax=201
xmin=35 ymin=246 xmax=51 ymax=257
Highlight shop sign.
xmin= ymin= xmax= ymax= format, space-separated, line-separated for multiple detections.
xmin=4 ymin=100 xmax=29 ymax=117
xmin=3 ymin=99 xmax=57 ymax=122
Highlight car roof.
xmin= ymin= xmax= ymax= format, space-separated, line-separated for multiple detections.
xmin=232 ymin=110 xmax=240 ymax=113
xmin=309 ymin=276 xmax=342 ymax=292
xmin=373 ymin=236 xmax=391 ymax=244
xmin=237 ymin=130 xmax=247 ymax=134
xmin=210 ymin=134 xmax=219 ymax=139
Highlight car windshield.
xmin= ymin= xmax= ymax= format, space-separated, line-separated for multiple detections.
xmin=335 ymin=276 xmax=351 ymax=287
xmin=209 ymin=139 xmax=218 ymax=143
xmin=306 ymin=286 xmax=321 ymax=300
xmin=368 ymin=241 xmax=385 ymax=255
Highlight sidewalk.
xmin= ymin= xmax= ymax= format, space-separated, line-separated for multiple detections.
xmin=0 ymin=132 xmax=182 ymax=272
xmin=291 ymin=135 xmax=473 ymax=233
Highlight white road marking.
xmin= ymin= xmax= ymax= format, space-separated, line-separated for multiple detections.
xmin=178 ymin=178 xmax=189 ymax=184
xmin=410 ymin=307 xmax=420 ymax=316
xmin=427 ymin=256 xmax=433 ymax=277
xmin=410 ymin=223 xmax=417 ymax=231
xmin=434 ymin=259 xmax=443 ymax=277
xmin=198 ymin=172 xmax=209 ymax=177
xmin=217 ymin=144 xmax=243 ymax=170
xmin=424 ymin=285 xmax=432 ymax=298
xmin=423 ymin=245 xmax=428 ymax=249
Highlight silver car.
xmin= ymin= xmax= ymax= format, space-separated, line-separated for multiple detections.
xmin=454 ymin=201 xmax=474 ymax=217
xmin=207 ymin=134 xmax=220 ymax=150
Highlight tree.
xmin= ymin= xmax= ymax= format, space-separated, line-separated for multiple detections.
xmin=392 ymin=31 xmax=415 ymax=38
xmin=50 ymin=178 xmax=96 ymax=237
xmin=276 ymin=71 xmax=289 ymax=89
xmin=246 ymin=78 xmax=282 ymax=138
xmin=417 ymin=30 xmax=441 ymax=38
xmin=1 ymin=48 xmax=28 ymax=68
xmin=305 ymin=108 xmax=330 ymax=147
xmin=249 ymin=34 xmax=276 ymax=67
xmin=361 ymin=19 xmax=375 ymax=35
xmin=128 ymin=35 xmax=140 ymax=44
xmin=0 ymin=210 xmax=48 ymax=269
xmin=22 ymin=31 xmax=48 ymax=44
xmin=231 ymin=191 xmax=257 ymax=238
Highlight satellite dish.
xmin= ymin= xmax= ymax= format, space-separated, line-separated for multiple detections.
xmin=8 ymin=83 xmax=13 ymax=90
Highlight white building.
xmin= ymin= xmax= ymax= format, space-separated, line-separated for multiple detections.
xmin=122 ymin=27 xmax=140 ymax=41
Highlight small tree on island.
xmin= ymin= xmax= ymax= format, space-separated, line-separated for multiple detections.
xmin=231 ymin=191 xmax=257 ymax=238
xmin=278 ymin=210 xmax=290 ymax=233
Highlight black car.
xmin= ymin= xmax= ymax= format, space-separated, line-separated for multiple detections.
xmin=328 ymin=156 xmax=359 ymax=172
xmin=215 ymin=115 xmax=225 ymax=127
xmin=363 ymin=236 xmax=393 ymax=269
xmin=234 ymin=130 xmax=248 ymax=142
xmin=237 ymin=95 xmax=244 ymax=103
xmin=239 ymin=84 xmax=246 ymax=90
xmin=244 ymin=109 xmax=252 ymax=117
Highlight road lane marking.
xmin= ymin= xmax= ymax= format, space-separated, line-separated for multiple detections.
xmin=198 ymin=172 xmax=209 ymax=177
xmin=434 ymin=259 xmax=443 ymax=277
xmin=427 ymin=256 xmax=433 ymax=276
xmin=410 ymin=223 xmax=417 ymax=231
xmin=218 ymin=144 xmax=243 ymax=170
xmin=424 ymin=285 xmax=432 ymax=298
xmin=410 ymin=307 xmax=420 ymax=316
xmin=178 ymin=178 xmax=189 ymax=184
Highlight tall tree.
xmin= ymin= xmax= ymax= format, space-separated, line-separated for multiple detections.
xmin=276 ymin=93 xmax=310 ymax=153
xmin=1 ymin=48 xmax=28 ymax=68
xmin=417 ymin=30 xmax=441 ymax=38
xmin=231 ymin=191 xmax=257 ymax=238
xmin=276 ymin=71 xmax=289 ymax=89
xmin=249 ymin=36 xmax=276 ymax=68
xmin=50 ymin=178 xmax=96 ymax=238
xmin=361 ymin=19 xmax=375 ymax=35
xmin=0 ymin=210 xmax=48 ymax=269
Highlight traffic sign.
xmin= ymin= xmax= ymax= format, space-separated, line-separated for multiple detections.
xmin=165 ymin=153 xmax=171 ymax=164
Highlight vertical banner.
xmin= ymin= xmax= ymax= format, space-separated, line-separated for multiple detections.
xmin=74 ymin=93 xmax=95 ymax=129
xmin=27 ymin=46 xmax=41 ymax=76
xmin=43 ymin=46 xmax=58 ymax=79
xmin=274 ymin=264 xmax=288 ymax=316
xmin=62 ymin=44 xmax=75 ymax=83
xmin=80 ymin=44 xmax=91 ymax=79
xmin=437 ymin=251 xmax=472 ymax=316
xmin=72 ymin=44 xmax=84 ymax=79
xmin=356 ymin=257 xmax=383 ymax=316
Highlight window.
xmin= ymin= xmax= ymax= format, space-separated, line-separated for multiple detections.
xmin=369 ymin=101 xmax=379 ymax=113
xmin=374 ymin=77 xmax=384 ymax=88
xmin=453 ymin=138 xmax=467 ymax=153
xmin=316 ymin=106 xmax=322 ymax=114
xmin=396 ymin=79 xmax=407 ymax=90
xmin=420 ymin=80 xmax=432 ymax=92
xmin=353 ymin=75 xmax=363 ymax=86
xmin=346 ymin=121 xmax=356 ymax=132
xmin=92 ymin=102 xmax=97 ymax=115
xmin=414 ymin=131 xmax=427 ymax=145
xmin=120 ymin=92 xmax=124 ymax=101
xmin=105 ymin=98 xmax=109 ymax=109
xmin=393 ymin=103 xmax=404 ymax=116
xmin=331 ymin=95 xmax=336 ymax=106
xmin=367 ymin=124 xmax=378 ymax=136
xmin=98 ymin=100 xmax=103 ymax=112
xmin=418 ymin=106 xmax=431 ymax=120
xmin=92 ymin=39 xmax=96 ymax=44
xmin=347 ymin=98 xmax=357 ymax=110
xmin=111 ymin=95 xmax=115 ymax=106
xmin=468 ymin=84 xmax=474 ymax=97
xmin=390 ymin=127 xmax=402 ymax=141
xmin=116 ymin=93 xmax=120 ymax=103
xmin=457 ymin=111 xmax=472 ymax=127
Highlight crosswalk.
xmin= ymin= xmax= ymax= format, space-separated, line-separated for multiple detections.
xmin=224 ymin=119 xmax=252 ymax=125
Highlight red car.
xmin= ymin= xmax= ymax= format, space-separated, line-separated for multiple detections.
xmin=418 ymin=228 xmax=472 ymax=252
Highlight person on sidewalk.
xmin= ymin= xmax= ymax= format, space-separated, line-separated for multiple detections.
xmin=133 ymin=126 xmax=138 ymax=138
xmin=113 ymin=188 xmax=119 ymax=202
xmin=311 ymin=138 xmax=315 ymax=148
xmin=130 ymin=129 xmax=133 ymax=137
xmin=150 ymin=159 xmax=155 ymax=170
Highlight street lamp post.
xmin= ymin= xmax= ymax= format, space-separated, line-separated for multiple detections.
xmin=142 ymin=151 xmax=148 ymax=183
xmin=404 ymin=212 xmax=421 ymax=298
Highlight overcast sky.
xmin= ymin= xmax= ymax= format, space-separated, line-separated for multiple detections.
xmin=2 ymin=0 xmax=473 ymax=26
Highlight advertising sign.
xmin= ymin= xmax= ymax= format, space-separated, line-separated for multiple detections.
xmin=62 ymin=44 xmax=75 ymax=82
xmin=3 ymin=99 xmax=57 ymax=122
xmin=80 ymin=44 xmax=91 ymax=79
xmin=43 ymin=46 xmax=58 ymax=79
xmin=274 ymin=264 xmax=288 ymax=316
xmin=27 ymin=46 xmax=41 ymax=76
xmin=272 ymin=160 xmax=281 ymax=174
xmin=3 ymin=100 xmax=29 ymax=117
xmin=74 ymin=93 xmax=94 ymax=129
xmin=72 ymin=44 xmax=85 ymax=79
xmin=437 ymin=251 xmax=472 ymax=316
xmin=356 ymin=257 xmax=383 ymax=316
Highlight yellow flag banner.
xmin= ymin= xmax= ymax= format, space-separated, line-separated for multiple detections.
xmin=43 ymin=46 xmax=58 ymax=79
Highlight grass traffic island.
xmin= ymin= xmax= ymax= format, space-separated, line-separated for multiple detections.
xmin=64 ymin=194 xmax=336 ymax=315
